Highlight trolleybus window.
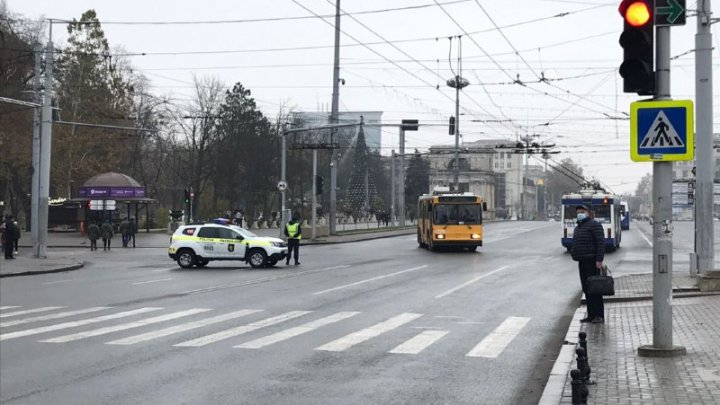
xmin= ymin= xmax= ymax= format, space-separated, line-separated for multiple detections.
xmin=592 ymin=206 xmax=611 ymax=223
xmin=434 ymin=204 xmax=482 ymax=225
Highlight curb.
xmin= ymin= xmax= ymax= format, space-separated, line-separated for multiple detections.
xmin=580 ymin=289 xmax=718 ymax=304
xmin=538 ymin=307 xmax=586 ymax=405
xmin=0 ymin=261 xmax=85 ymax=278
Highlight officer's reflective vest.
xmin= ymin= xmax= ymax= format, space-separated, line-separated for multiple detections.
xmin=286 ymin=222 xmax=301 ymax=240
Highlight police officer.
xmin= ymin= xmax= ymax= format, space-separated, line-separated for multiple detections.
xmin=570 ymin=204 xmax=606 ymax=324
xmin=284 ymin=215 xmax=302 ymax=265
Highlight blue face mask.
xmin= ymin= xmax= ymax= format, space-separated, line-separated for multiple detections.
xmin=577 ymin=212 xmax=587 ymax=221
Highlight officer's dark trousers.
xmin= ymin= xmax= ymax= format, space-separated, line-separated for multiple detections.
xmin=579 ymin=259 xmax=604 ymax=319
xmin=286 ymin=239 xmax=300 ymax=264
xmin=103 ymin=238 xmax=111 ymax=251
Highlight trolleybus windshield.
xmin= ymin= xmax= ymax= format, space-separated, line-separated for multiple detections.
xmin=433 ymin=204 xmax=482 ymax=225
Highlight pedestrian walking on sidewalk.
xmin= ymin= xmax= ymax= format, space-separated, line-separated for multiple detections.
xmin=2 ymin=215 xmax=17 ymax=259
xmin=12 ymin=219 xmax=20 ymax=255
xmin=128 ymin=218 xmax=137 ymax=247
xmin=119 ymin=219 xmax=130 ymax=247
xmin=101 ymin=220 xmax=114 ymax=251
xmin=284 ymin=214 xmax=302 ymax=265
xmin=87 ymin=222 xmax=100 ymax=251
xmin=570 ymin=204 xmax=606 ymax=324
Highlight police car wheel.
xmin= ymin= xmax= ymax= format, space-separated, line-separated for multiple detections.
xmin=196 ymin=259 xmax=209 ymax=267
xmin=248 ymin=249 xmax=267 ymax=268
xmin=177 ymin=250 xmax=196 ymax=269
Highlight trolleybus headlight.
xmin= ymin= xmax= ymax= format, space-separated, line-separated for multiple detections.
xmin=436 ymin=234 xmax=445 ymax=239
xmin=471 ymin=233 xmax=481 ymax=239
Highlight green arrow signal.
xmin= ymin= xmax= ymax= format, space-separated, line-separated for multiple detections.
xmin=657 ymin=0 xmax=684 ymax=24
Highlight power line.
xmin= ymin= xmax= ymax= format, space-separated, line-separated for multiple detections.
xmin=48 ymin=0 xmax=473 ymax=25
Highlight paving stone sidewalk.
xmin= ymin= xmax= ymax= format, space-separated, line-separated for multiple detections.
xmin=557 ymin=295 xmax=720 ymax=405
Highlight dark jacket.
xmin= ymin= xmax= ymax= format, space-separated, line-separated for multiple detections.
xmin=87 ymin=223 xmax=101 ymax=240
xmin=101 ymin=223 xmax=114 ymax=239
xmin=570 ymin=217 xmax=605 ymax=262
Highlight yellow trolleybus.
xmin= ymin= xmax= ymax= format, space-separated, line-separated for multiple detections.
xmin=417 ymin=191 xmax=486 ymax=251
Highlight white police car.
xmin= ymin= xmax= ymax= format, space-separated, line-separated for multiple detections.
xmin=168 ymin=223 xmax=287 ymax=269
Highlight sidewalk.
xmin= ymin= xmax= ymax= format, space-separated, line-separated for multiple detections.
xmin=541 ymin=276 xmax=720 ymax=404
xmin=1 ymin=226 xmax=415 ymax=277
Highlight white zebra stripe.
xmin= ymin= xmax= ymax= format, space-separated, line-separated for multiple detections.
xmin=0 ymin=307 xmax=162 ymax=341
xmin=315 ymin=313 xmax=423 ymax=352
xmin=0 ymin=307 xmax=64 ymax=318
xmin=0 ymin=307 xmax=110 ymax=328
xmin=235 ymin=311 xmax=359 ymax=349
xmin=466 ymin=317 xmax=530 ymax=358
xmin=41 ymin=309 xmax=211 ymax=343
xmin=175 ymin=311 xmax=311 ymax=347
xmin=389 ymin=330 xmax=449 ymax=354
xmin=106 ymin=309 xmax=261 ymax=345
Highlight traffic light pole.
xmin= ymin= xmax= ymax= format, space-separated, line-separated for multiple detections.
xmin=639 ymin=24 xmax=686 ymax=357
xmin=329 ymin=0 xmax=341 ymax=235
xmin=694 ymin=0 xmax=715 ymax=274
xmin=311 ymin=149 xmax=317 ymax=240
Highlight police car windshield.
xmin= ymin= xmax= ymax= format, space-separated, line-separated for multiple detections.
xmin=231 ymin=226 xmax=258 ymax=238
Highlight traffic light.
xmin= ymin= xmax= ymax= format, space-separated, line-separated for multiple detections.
xmin=183 ymin=189 xmax=190 ymax=204
xmin=315 ymin=175 xmax=324 ymax=195
xmin=449 ymin=116 xmax=455 ymax=135
xmin=619 ymin=0 xmax=655 ymax=95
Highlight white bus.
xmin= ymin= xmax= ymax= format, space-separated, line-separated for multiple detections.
xmin=561 ymin=188 xmax=622 ymax=252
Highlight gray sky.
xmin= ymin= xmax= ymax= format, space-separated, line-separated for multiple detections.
xmin=9 ymin=0 xmax=720 ymax=194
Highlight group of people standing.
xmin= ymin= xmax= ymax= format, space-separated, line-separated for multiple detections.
xmin=1 ymin=215 xmax=20 ymax=259
xmin=86 ymin=218 xmax=136 ymax=251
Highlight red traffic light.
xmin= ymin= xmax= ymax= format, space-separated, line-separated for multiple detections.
xmin=620 ymin=1 xmax=652 ymax=27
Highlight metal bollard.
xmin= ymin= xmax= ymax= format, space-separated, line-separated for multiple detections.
xmin=570 ymin=369 xmax=588 ymax=405
xmin=578 ymin=331 xmax=588 ymax=353
xmin=576 ymin=347 xmax=595 ymax=385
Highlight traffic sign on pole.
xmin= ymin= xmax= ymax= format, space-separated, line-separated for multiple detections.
xmin=277 ymin=181 xmax=288 ymax=191
xmin=655 ymin=0 xmax=685 ymax=26
xmin=630 ymin=99 xmax=694 ymax=162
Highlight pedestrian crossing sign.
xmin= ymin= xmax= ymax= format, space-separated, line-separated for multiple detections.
xmin=630 ymin=99 xmax=694 ymax=162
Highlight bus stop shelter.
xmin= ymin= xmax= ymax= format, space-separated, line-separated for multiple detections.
xmin=69 ymin=172 xmax=157 ymax=232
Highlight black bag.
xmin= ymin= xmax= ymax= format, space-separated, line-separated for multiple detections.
xmin=588 ymin=265 xmax=615 ymax=296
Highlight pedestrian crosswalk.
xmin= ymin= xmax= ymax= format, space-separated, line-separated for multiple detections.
xmin=0 ymin=305 xmax=531 ymax=359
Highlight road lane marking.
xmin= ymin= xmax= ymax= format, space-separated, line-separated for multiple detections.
xmin=174 ymin=311 xmax=311 ymax=347
xmin=434 ymin=266 xmax=510 ymax=299
xmin=0 ymin=307 xmax=110 ymax=328
xmin=315 ymin=313 xmax=423 ymax=352
xmin=0 ymin=306 xmax=21 ymax=311
xmin=313 ymin=265 xmax=428 ymax=295
xmin=42 ymin=279 xmax=76 ymax=285
xmin=0 ymin=307 xmax=64 ymax=319
xmin=466 ymin=316 xmax=531 ymax=358
xmin=638 ymin=229 xmax=653 ymax=247
xmin=235 ymin=311 xmax=360 ymax=349
xmin=41 ymin=308 xmax=212 ymax=343
xmin=132 ymin=278 xmax=173 ymax=285
xmin=106 ymin=309 xmax=262 ymax=345
xmin=389 ymin=330 xmax=449 ymax=354
xmin=0 ymin=307 xmax=162 ymax=341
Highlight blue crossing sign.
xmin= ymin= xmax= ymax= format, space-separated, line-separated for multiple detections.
xmin=630 ymin=99 xmax=694 ymax=162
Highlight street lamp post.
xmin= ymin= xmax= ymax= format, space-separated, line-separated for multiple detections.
xmin=446 ymin=36 xmax=469 ymax=193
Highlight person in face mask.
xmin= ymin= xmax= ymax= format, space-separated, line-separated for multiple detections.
xmin=570 ymin=205 xmax=606 ymax=323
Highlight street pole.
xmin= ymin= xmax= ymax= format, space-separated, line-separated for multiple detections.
xmin=390 ymin=150 xmax=396 ymax=227
xmin=454 ymin=76 xmax=460 ymax=193
xmin=399 ymin=127 xmax=406 ymax=227
xmin=31 ymin=43 xmax=42 ymax=258
xmin=694 ymin=0 xmax=715 ymax=274
xmin=329 ymin=0 xmax=341 ymax=235
xmin=311 ymin=149 xmax=317 ymax=240
xmin=280 ymin=127 xmax=288 ymax=237
xmin=638 ymin=24 xmax=686 ymax=357
xmin=37 ymin=39 xmax=54 ymax=259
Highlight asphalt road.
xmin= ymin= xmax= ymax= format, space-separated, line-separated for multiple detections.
xmin=0 ymin=220 xmax=680 ymax=405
